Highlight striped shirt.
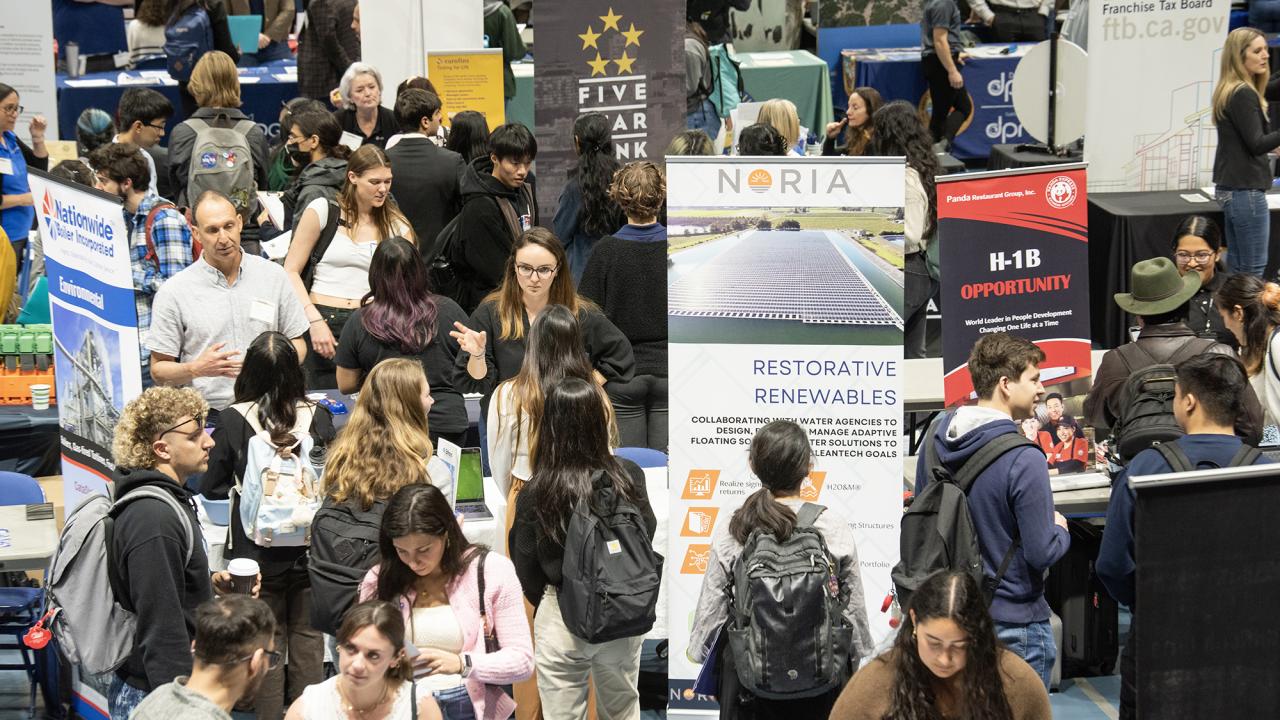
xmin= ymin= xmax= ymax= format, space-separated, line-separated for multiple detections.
xmin=128 ymin=193 xmax=193 ymax=365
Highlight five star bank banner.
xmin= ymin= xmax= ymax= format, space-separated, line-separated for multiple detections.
xmin=666 ymin=157 xmax=905 ymax=710
xmin=532 ymin=1 xmax=684 ymax=219
xmin=28 ymin=170 xmax=142 ymax=508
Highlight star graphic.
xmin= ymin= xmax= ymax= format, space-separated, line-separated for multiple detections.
xmin=599 ymin=7 xmax=623 ymax=32
xmin=587 ymin=52 xmax=610 ymax=77
xmin=612 ymin=51 xmax=636 ymax=75
xmin=579 ymin=24 xmax=601 ymax=50
xmin=621 ymin=22 xmax=644 ymax=47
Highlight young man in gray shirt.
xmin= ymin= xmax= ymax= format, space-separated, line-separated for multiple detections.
xmin=922 ymin=0 xmax=972 ymax=148
xmin=131 ymin=595 xmax=278 ymax=720
xmin=148 ymin=191 xmax=309 ymax=423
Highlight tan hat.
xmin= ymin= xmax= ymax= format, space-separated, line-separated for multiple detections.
xmin=1113 ymin=257 xmax=1201 ymax=316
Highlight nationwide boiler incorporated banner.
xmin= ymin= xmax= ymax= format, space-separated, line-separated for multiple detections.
xmin=1084 ymin=0 xmax=1230 ymax=191
xmin=937 ymin=165 xmax=1092 ymax=406
xmin=667 ymin=157 xmax=904 ymax=710
xmin=28 ymin=171 xmax=141 ymax=508
xmin=532 ymin=1 xmax=684 ymax=219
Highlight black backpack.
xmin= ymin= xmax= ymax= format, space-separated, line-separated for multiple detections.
xmin=298 ymin=199 xmax=344 ymax=291
xmin=1112 ymin=338 xmax=1216 ymax=463
xmin=891 ymin=414 xmax=1040 ymax=609
xmin=559 ymin=470 xmax=662 ymax=643
xmin=1152 ymin=443 xmax=1262 ymax=473
xmin=727 ymin=503 xmax=855 ymax=700
xmin=308 ymin=497 xmax=385 ymax=635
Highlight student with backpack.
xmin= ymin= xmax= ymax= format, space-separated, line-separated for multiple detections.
xmin=359 ymin=484 xmax=533 ymax=720
xmin=1083 ymin=257 xmax=1263 ymax=459
xmin=509 ymin=377 xmax=660 ymax=720
xmin=688 ymin=420 xmax=872 ymax=720
xmin=165 ymin=0 xmax=241 ymax=117
xmin=199 ymin=332 xmax=335 ymax=720
xmin=1215 ymin=273 xmax=1280 ymax=432
xmin=275 ymin=107 xmax=350 ymax=230
xmin=112 ymin=88 xmax=174 ymax=198
xmin=1097 ymin=353 xmax=1272 ymax=720
xmin=830 ymin=571 xmax=1051 ymax=720
xmin=167 ymin=51 xmax=268 ymax=219
xmin=308 ymin=358 xmax=452 ymax=636
xmin=910 ymin=333 xmax=1070 ymax=690
xmin=88 ymin=142 xmax=196 ymax=388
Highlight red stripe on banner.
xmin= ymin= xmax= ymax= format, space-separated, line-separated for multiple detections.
xmin=943 ymin=338 xmax=1093 ymax=407
xmin=72 ymin=692 xmax=108 ymax=720
xmin=62 ymin=454 xmax=112 ymax=481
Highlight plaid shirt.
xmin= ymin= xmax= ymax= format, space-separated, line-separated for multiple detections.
xmin=129 ymin=193 xmax=194 ymax=363
xmin=297 ymin=0 xmax=360 ymax=101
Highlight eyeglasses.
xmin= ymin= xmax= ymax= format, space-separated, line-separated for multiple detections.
xmin=200 ymin=649 xmax=282 ymax=670
xmin=147 ymin=121 xmax=167 ymax=131
xmin=158 ymin=414 xmax=206 ymax=440
xmin=1174 ymin=251 xmax=1215 ymax=265
xmin=0 ymin=104 xmax=23 ymax=115
xmin=515 ymin=263 xmax=557 ymax=279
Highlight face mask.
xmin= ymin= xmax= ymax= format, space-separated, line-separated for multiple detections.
xmin=286 ymin=141 xmax=310 ymax=167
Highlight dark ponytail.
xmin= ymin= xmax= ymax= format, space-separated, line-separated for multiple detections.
xmin=729 ymin=420 xmax=812 ymax=543
xmin=571 ymin=113 xmax=624 ymax=238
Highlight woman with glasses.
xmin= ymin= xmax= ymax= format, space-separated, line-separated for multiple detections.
xmin=1171 ymin=215 xmax=1235 ymax=347
xmin=0 ymin=83 xmax=48 ymax=261
xmin=450 ymin=227 xmax=634 ymax=471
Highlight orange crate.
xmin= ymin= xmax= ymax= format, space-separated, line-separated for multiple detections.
xmin=0 ymin=367 xmax=56 ymax=406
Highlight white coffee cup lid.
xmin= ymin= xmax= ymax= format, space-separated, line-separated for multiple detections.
xmin=227 ymin=558 xmax=260 ymax=576
xmin=29 ymin=384 xmax=50 ymax=391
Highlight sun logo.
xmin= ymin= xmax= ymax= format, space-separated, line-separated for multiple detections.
xmin=747 ymin=168 xmax=772 ymax=193
xmin=798 ymin=471 xmax=826 ymax=502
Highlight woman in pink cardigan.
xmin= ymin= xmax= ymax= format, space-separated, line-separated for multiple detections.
xmin=359 ymin=484 xmax=533 ymax=720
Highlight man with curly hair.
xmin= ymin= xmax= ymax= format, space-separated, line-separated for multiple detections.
xmin=108 ymin=386 xmax=250 ymax=719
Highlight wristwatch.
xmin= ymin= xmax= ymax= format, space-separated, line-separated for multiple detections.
xmin=459 ymin=653 xmax=473 ymax=678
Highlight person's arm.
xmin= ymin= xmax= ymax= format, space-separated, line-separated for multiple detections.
xmin=249 ymin=126 xmax=270 ymax=190
xmin=208 ymin=0 xmax=241 ymax=62
xmin=290 ymin=336 xmax=308 ymax=363
xmin=0 ymin=193 xmax=33 ymax=210
xmin=19 ymin=127 xmax=49 ymax=169
xmin=416 ymin=695 xmax=443 ymax=720
xmin=1229 ymin=87 xmax=1280 ymax=155
xmin=508 ymin=488 xmax=548 ymax=607
xmin=333 ymin=309 xmax=364 ymax=394
xmin=1095 ymin=470 xmax=1136 ymax=607
xmin=335 ymin=367 xmax=362 ymax=394
xmin=584 ymin=310 xmax=635 ymax=384
xmin=450 ymin=305 xmax=498 ymax=392
xmin=469 ymin=555 xmax=535 ymax=684
xmin=965 ymin=0 xmax=996 ymax=25
xmin=283 ymin=200 xmax=334 ymax=355
xmin=933 ymin=29 xmax=963 ymax=89
xmin=687 ymin=525 xmax=735 ymax=663
xmin=904 ymin=169 xmax=928 ymax=249
xmin=1009 ymin=450 xmax=1070 ymax=572
xmin=487 ymin=390 xmax=516 ymax=497
xmin=264 ymin=0 xmax=296 ymax=42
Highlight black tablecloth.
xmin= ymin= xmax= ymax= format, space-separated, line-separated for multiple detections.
xmin=1088 ymin=190 xmax=1280 ymax=349
xmin=0 ymin=406 xmax=59 ymax=477
xmin=989 ymin=144 xmax=1084 ymax=171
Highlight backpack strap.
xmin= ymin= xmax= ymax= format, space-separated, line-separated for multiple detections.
xmin=1228 ymin=444 xmax=1263 ymax=468
xmin=494 ymin=195 xmax=523 ymax=241
xmin=301 ymin=199 xmax=343 ymax=290
xmin=1168 ymin=336 xmax=1215 ymax=365
xmin=106 ymin=485 xmax=198 ymax=611
xmin=794 ymin=502 xmax=825 ymax=529
xmin=1154 ymin=442 xmax=1194 ymax=474
xmin=410 ymin=680 xmax=418 ymax=720
xmin=953 ymin=432 xmax=1039 ymax=494
xmin=922 ymin=411 xmax=949 ymax=489
xmin=232 ymin=119 xmax=257 ymax=135
xmin=143 ymin=201 xmax=180 ymax=265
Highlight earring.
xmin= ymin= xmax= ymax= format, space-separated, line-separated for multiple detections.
xmin=912 ymin=626 xmax=917 ymax=640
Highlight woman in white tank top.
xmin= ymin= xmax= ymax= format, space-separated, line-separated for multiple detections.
xmin=285 ymin=600 xmax=441 ymax=720
xmin=285 ymin=144 xmax=414 ymax=389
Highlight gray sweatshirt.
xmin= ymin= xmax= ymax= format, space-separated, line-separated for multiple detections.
xmin=130 ymin=677 xmax=233 ymax=720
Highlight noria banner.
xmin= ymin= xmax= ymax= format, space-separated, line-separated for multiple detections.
xmin=937 ymin=164 xmax=1092 ymax=407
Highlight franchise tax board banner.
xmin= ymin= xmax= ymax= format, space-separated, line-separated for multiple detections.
xmin=937 ymin=164 xmax=1092 ymax=407
xmin=532 ymin=1 xmax=684 ymax=220
xmin=1084 ymin=0 xmax=1229 ymax=192
xmin=666 ymin=156 xmax=905 ymax=711
xmin=28 ymin=170 xmax=141 ymax=508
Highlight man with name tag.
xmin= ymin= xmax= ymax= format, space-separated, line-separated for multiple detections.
xmin=148 ymin=190 xmax=309 ymax=428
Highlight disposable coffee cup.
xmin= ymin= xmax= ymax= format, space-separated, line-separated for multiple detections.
xmin=226 ymin=558 xmax=259 ymax=594
xmin=30 ymin=384 xmax=50 ymax=411
xmin=65 ymin=42 xmax=81 ymax=78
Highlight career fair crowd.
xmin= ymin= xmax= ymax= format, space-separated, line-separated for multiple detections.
xmin=4 ymin=1 xmax=1280 ymax=720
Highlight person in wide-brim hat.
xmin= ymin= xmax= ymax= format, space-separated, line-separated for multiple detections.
xmin=1114 ymin=256 xmax=1202 ymax=316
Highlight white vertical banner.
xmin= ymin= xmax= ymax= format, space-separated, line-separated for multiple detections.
xmin=666 ymin=157 xmax=905 ymax=712
xmin=28 ymin=171 xmax=142 ymax=509
xmin=0 ymin=0 xmax=59 ymax=142
xmin=1084 ymin=0 xmax=1230 ymax=192
xmin=359 ymin=0 xmax=484 ymax=101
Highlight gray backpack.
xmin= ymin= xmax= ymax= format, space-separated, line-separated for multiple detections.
xmin=727 ymin=503 xmax=855 ymax=700
xmin=44 ymin=486 xmax=195 ymax=676
xmin=186 ymin=116 xmax=257 ymax=221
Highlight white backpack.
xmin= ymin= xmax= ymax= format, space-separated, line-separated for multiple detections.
xmin=230 ymin=401 xmax=322 ymax=547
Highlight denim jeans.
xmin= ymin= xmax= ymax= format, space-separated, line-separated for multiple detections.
xmin=994 ymin=619 xmax=1055 ymax=691
xmin=1218 ymin=187 xmax=1270 ymax=276
xmin=108 ymin=675 xmax=147 ymax=720
xmin=686 ymin=98 xmax=721 ymax=143
xmin=433 ymin=684 xmax=477 ymax=720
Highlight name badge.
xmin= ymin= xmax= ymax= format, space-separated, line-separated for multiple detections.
xmin=0 ymin=158 xmax=13 ymax=176
xmin=249 ymin=299 xmax=276 ymax=325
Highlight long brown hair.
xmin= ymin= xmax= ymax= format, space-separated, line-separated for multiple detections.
xmin=845 ymin=87 xmax=884 ymax=156
xmin=1215 ymin=274 xmax=1280 ymax=375
xmin=483 ymin=227 xmax=596 ymax=341
xmin=375 ymin=484 xmax=479 ymax=600
xmin=324 ymin=359 xmax=433 ymax=509
xmin=729 ymin=420 xmax=811 ymax=544
xmin=338 ymin=145 xmax=416 ymax=246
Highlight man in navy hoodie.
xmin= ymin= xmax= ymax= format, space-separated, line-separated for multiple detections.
xmin=915 ymin=332 xmax=1070 ymax=689
xmin=1096 ymin=353 xmax=1270 ymax=720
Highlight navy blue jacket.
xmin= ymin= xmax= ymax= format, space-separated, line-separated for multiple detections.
xmin=916 ymin=410 xmax=1070 ymax=624
xmin=1096 ymin=434 xmax=1272 ymax=609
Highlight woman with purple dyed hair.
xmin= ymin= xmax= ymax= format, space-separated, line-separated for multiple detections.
xmin=335 ymin=237 xmax=470 ymax=447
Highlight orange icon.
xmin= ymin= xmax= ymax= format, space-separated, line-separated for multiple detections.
xmin=681 ymin=507 xmax=720 ymax=537
xmin=748 ymin=168 xmax=772 ymax=193
xmin=798 ymin=471 xmax=826 ymax=502
xmin=681 ymin=544 xmax=712 ymax=574
xmin=681 ymin=470 xmax=720 ymax=500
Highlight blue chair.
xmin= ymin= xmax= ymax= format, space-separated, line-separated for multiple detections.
xmin=0 ymin=472 xmax=48 ymax=717
xmin=614 ymin=447 xmax=668 ymax=469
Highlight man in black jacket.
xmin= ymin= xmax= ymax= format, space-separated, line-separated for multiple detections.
xmin=385 ymin=89 xmax=464 ymax=256
xmin=107 ymin=386 xmax=251 ymax=718
xmin=451 ymin=123 xmax=538 ymax=312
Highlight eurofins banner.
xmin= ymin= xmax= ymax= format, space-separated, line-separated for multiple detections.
xmin=937 ymin=164 xmax=1092 ymax=406
xmin=28 ymin=170 xmax=141 ymax=509
xmin=667 ymin=157 xmax=904 ymax=711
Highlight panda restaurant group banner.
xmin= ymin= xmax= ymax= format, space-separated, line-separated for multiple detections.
xmin=666 ymin=156 xmax=905 ymax=710
xmin=532 ymin=1 xmax=684 ymax=220
xmin=27 ymin=170 xmax=142 ymax=510
xmin=937 ymin=164 xmax=1092 ymax=407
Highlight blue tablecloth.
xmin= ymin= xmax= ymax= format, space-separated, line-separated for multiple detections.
xmin=57 ymin=60 xmax=299 ymax=144
xmin=845 ymin=45 xmax=1035 ymax=161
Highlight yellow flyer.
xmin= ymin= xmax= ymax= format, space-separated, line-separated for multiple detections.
xmin=426 ymin=49 xmax=506 ymax=128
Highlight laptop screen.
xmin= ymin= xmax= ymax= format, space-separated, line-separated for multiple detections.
xmin=456 ymin=448 xmax=484 ymax=503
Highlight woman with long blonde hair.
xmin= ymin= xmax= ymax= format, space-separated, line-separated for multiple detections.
xmin=757 ymin=98 xmax=802 ymax=156
xmin=1212 ymin=27 xmax=1280 ymax=276
xmin=286 ymin=143 xmax=415 ymax=388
